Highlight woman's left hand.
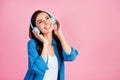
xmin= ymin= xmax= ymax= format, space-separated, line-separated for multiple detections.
xmin=54 ymin=19 xmax=62 ymax=37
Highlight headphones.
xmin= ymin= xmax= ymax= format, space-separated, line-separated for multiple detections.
xmin=30 ymin=14 xmax=56 ymax=34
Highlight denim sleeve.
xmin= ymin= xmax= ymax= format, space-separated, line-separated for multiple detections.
xmin=27 ymin=39 xmax=48 ymax=75
xmin=62 ymin=47 xmax=78 ymax=61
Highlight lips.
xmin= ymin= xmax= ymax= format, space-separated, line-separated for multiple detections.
xmin=44 ymin=25 xmax=51 ymax=29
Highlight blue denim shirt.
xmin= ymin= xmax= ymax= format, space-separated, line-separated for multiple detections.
xmin=24 ymin=39 xmax=78 ymax=80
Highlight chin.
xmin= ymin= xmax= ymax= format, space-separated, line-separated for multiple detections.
xmin=43 ymin=30 xmax=53 ymax=34
xmin=45 ymin=28 xmax=54 ymax=33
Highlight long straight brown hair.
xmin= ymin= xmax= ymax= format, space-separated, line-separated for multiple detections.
xmin=29 ymin=10 xmax=62 ymax=57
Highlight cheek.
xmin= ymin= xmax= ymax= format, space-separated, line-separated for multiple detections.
xmin=37 ymin=25 xmax=44 ymax=31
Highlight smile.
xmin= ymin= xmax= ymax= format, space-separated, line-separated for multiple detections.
xmin=44 ymin=25 xmax=51 ymax=29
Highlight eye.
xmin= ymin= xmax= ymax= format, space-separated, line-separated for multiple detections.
xmin=38 ymin=20 xmax=43 ymax=24
xmin=39 ymin=21 xmax=42 ymax=24
xmin=46 ymin=16 xmax=50 ymax=20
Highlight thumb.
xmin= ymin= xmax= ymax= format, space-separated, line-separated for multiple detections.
xmin=54 ymin=26 xmax=57 ymax=31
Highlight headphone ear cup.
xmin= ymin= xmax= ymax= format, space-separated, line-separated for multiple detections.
xmin=33 ymin=27 xmax=40 ymax=34
xmin=51 ymin=17 xmax=56 ymax=25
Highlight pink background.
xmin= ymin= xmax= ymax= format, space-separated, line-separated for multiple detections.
xmin=0 ymin=0 xmax=120 ymax=80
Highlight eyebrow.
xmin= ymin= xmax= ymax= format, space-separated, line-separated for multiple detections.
xmin=36 ymin=19 xmax=42 ymax=22
xmin=36 ymin=15 xmax=49 ymax=21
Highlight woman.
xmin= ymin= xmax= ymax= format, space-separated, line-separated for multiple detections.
xmin=24 ymin=10 xmax=78 ymax=80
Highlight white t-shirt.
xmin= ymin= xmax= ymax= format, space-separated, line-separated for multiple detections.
xmin=43 ymin=55 xmax=58 ymax=80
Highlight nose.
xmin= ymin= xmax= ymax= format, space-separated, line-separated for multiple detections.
xmin=43 ymin=19 xmax=49 ymax=24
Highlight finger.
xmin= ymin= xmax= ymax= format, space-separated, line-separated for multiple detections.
xmin=39 ymin=34 xmax=44 ymax=39
xmin=32 ymin=30 xmax=39 ymax=38
xmin=39 ymin=34 xmax=48 ymax=43
xmin=32 ymin=30 xmax=36 ymax=35
xmin=56 ymin=19 xmax=60 ymax=26
xmin=54 ymin=25 xmax=57 ymax=30
xmin=56 ymin=19 xmax=62 ymax=29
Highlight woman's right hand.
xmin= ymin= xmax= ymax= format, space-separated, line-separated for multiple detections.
xmin=32 ymin=31 xmax=48 ymax=45
xmin=32 ymin=31 xmax=48 ymax=62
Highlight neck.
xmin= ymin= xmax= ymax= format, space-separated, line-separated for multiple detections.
xmin=43 ymin=32 xmax=53 ymax=46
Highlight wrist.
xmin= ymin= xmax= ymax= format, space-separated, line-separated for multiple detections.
xmin=43 ymin=42 xmax=48 ymax=47
xmin=57 ymin=32 xmax=63 ymax=38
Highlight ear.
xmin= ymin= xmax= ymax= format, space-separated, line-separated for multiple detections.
xmin=51 ymin=17 xmax=56 ymax=25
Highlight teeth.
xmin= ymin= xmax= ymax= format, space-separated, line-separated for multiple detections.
xmin=44 ymin=25 xmax=50 ymax=29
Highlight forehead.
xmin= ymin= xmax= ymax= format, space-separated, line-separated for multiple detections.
xmin=36 ymin=12 xmax=49 ymax=20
